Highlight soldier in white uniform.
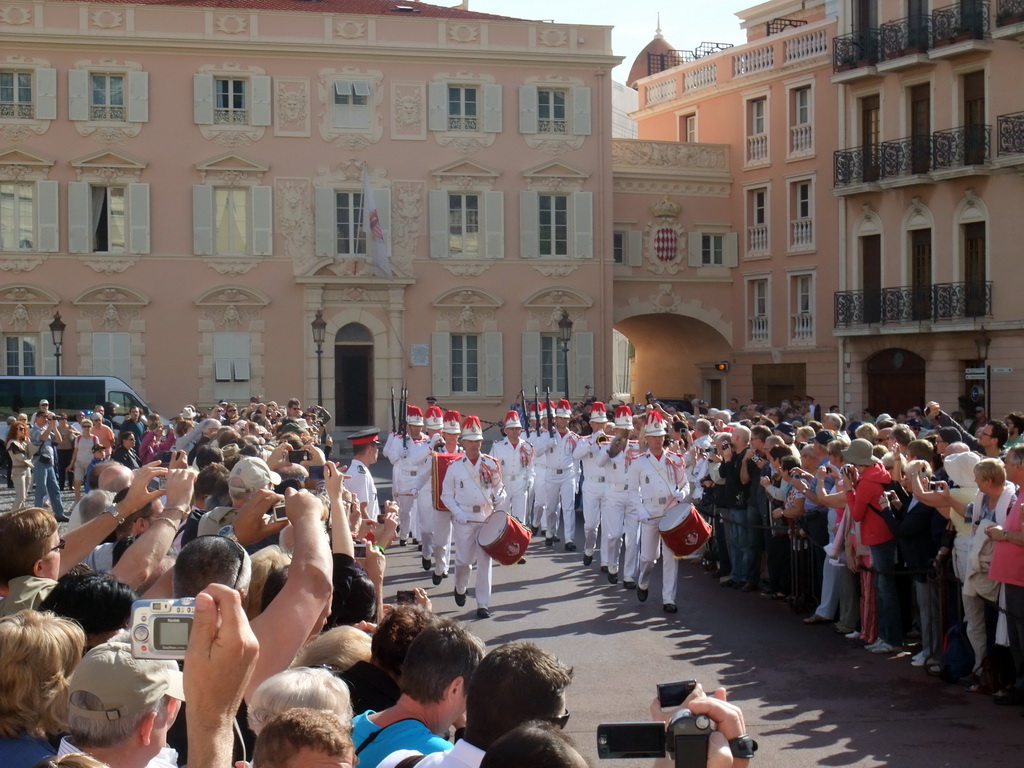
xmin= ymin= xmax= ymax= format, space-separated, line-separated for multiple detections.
xmin=533 ymin=399 xmax=580 ymax=550
xmin=601 ymin=405 xmax=642 ymax=585
xmin=428 ymin=410 xmax=464 ymax=585
xmin=573 ymin=402 xmax=611 ymax=567
xmin=413 ymin=405 xmax=445 ymax=570
xmin=626 ymin=411 xmax=689 ymax=613
xmin=382 ymin=404 xmax=428 ymax=546
xmin=440 ymin=415 xmax=507 ymax=619
xmin=527 ymin=404 xmax=547 ymax=535
xmin=344 ymin=427 xmax=381 ymax=520
xmin=490 ymin=409 xmax=535 ymax=525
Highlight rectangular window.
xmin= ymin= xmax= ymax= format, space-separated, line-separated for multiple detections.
xmin=964 ymin=221 xmax=986 ymax=317
xmin=790 ymin=180 xmax=813 ymax=250
xmin=0 ymin=70 xmax=33 ymax=119
xmin=701 ymin=234 xmax=724 ymax=265
xmin=334 ymin=191 xmax=366 ymax=257
xmin=747 ymin=97 xmax=768 ymax=163
xmin=333 ymin=80 xmax=371 ymax=129
xmin=5 ymin=335 xmax=36 ymax=376
xmin=92 ymin=332 xmax=131 ymax=382
xmin=790 ymin=86 xmax=812 ymax=155
xmin=447 ymin=193 xmax=480 ymax=256
xmin=90 ymin=73 xmax=125 ymax=121
xmin=447 ymin=86 xmax=479 ymax=131
xmin=214 ymin=188 xmax=248 ymax=255
xmin=215 ymin=78 xmax=247 ymax=125
xmin=538 ymin=89 xmax=567 ymax=134
xmin=911 ymin=228 xmax=933 ymax=321
xmin=91 ymin=186 xmax=126 ymax=253
xmin=612 ymin=231 xmax=625 ymax=264
xmin=747 ymin=188 xmax=768 ymax=255
xmin=540 ymin=335 xmax=567 ymax=392
xmin=450 ymin=334 xmax=479 ymax=394
xmin=682 ymin=114 xmax=697 ymax=142
xmin=0 ymin=182 xmax=34 ymax=251
xmin=748 ymin=279 xmax=769 ymax=345
xmin=539 ymin=194 xmax=568 ymax=256
xmin=791 ymin=274 xmax=814 ymax=343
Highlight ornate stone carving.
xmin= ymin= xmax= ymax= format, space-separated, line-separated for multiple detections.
xmin=444 ymin=263 xmax=490 ymax=277
xmin=215 ymin=15 xmax=248 ymax=34
xmin=195 ymin=152 xmax=267 ymax=186
xmin=0 ymin=255 xmax=42 ymax=273
xmin=317 ymin=67 xmax=384 ymax=147
xmin=80 ymin=304 xmax=141 ymax=330
xmin=522 ymin=160 xmax=589 ymax=193
xmin=645 ymin=196 xmax=686 ymax=276
xmin=538 ymin=27 xmax=569 ymax=47
xmin=649 ymin=284 xmax=684 ymax=314
xmin=0 ymin=124 xmax=42 ymax=141
xmin=390 ymin=82 xmax=425 ymax=140
xmin=533 ymin=263 xmax=579 ymax=278
xmin=197 ymin=63 xmax=267 ymax=146
xmin=612 ymin=139 xmax=728 ymax=171
xmin=82 ymin=126 xmax=141 ymax=144
xmin=440 ymin=305 xmax=494 ymax=330
xmin=7 ymin=303 xmax=33 ymax=330
xmin=71 ymin=150 xmax=147 ymax=183
xmin=205 ymin=260 xmax=259 ymax=275
xmin=392 ymin=181 xmax=422 ymax=261
xmin=274 ymin=78 xmax=310 ymax=137
xmin=276 ymin=179 xmax=316 ymax=273
xmin=449 ymin=24 xmax=479 ymax=43
xmin=90 ymin=9 xmax=124 ymax=29
xmin=335 ymin=20 xmax=367 ymax=39
xmin=199 ymin=303 xmax=259 ymax=330
xmin=0 ymin=6 xmax=31 ymax=25
xmin=613 ymin=179 xmax=731 ymax=197
xmin=0 ymin=286 xmax=47 ymax=303
xmin=75 ymin=286 xmax=149 ymax=306
xmin=526 ymin=137 xmax=584 ymax=155
xmin=81 ymin=256 xmax=138 ymax=274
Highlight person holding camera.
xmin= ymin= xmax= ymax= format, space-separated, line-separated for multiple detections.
xmin=30 ymin=410 xmax=66 ymax=522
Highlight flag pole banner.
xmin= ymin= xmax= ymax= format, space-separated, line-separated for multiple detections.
xmin=361 ymin=164 xmax=392 ymax=278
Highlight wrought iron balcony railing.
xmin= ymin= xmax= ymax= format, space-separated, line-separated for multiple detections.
xmin=834 ymin=146 xmax=880 ymax=185
xmin=997 ymin=111 xmax=1024 ymax=155
xmin=879 ymin=14 xmax=933 ymax=59
xmin=997 ymin=0 xmax=1024 ymax=25
xmin=834 ymin=281 xmax=992 ymax=326
xmin=833 ymin=28 xmax=880 ymax=71
xmin=932 ymin=1 xmax=991 ymax=44
xmin=767 ymin=17 xmax=808 ymax=35
xmin=880 ymin=135 xmax=934 ymax=176
xmin=646 ymin=43 xmax=734 ymax=77
xmin=933 ymin=124 xmax=991 ymax=167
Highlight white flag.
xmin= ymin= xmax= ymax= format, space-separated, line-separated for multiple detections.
xmin=361 ymin=166 xmax=391 ymax=278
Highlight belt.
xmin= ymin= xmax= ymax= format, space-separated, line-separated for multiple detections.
xmin=645 ymin=497 xmax=669 ymax=506
xmin=610 ymin=483 xmax=630 ymax=492
xmin=587 ymin=476 xmax=606 ymax=483
xmin=554 ymin=469 xmax=566 ymax=475
xmin=402 ymin=470 xmax=418 ymax=477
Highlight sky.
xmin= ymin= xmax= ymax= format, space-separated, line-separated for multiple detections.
xmin=467 ymin=0 xmax=755 ymax=82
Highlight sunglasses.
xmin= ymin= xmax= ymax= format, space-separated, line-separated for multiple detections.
xmin=548 ymin=709 xmax=571 ymax=729
xmin=50 ymin=538 xmax=66 ymax=553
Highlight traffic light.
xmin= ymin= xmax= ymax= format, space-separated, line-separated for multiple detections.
xmin=714 ymin=361 xmax=731 ymax=372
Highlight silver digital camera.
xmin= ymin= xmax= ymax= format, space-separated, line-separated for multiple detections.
xmin=130 ymin=598 xmax=195 ymax=660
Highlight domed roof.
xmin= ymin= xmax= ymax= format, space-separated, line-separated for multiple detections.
xmin=627 ymin=23 xmax=675 ymax=89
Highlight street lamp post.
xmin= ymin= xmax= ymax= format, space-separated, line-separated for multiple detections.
xmin=311 ymin=310 xmax=327 ymax=407
xmin=975 ymin=326 xmax=991 ymax=417
xmin=557 ymin=309 xmax=573 ymax=402
xmin=49 ymin=312 xmax=66 ymax=376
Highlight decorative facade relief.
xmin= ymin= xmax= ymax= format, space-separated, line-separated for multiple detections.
xmin=205 ymin=259 xmax=259 ymax=275
xmin=533 ymin=263 xmax=580 ymax=278
xmin=81 ymin=256 xmax=138 ymax=274
xmin=0 ymin=55 xmax=54 ymax=140
xmin=70 ymin=149 xmax=147 ymax=182
xmin=649 ymin=284 xmax=685 ymax=314
xmin=0 ymin=255 xmax=43 ymax=273
xmin=317 ymin=67 xmax=384 ymax=148
xmin=448 ymin=24 xmax=480 ymax=44
xmin=215 ymin=15 xmax=248 ymax=35
xmin=89 ymin=9 xmax=124 ymax=29
xmin=391 ymin=181 xmax=422 ymax=264
xmin=612 ymin=139 xmax=728 ymax=171
xmin=335 ymin=19 xmax=368 ymax=40
xmin=0 ymin=6 xmax=32 ymax=25
xmin=444 ymin=263 xmax=491 ymax=277
xmin=522 ymin=74 xmax=585 ymax=154
xmin=431 ymin=72 xmax=497 ymax=153
xmin=197 ymin=63 xmax=267 ymax=147
xmin=538 ymin=27 xmax=569 ymax=47
xmin=70 ymin=59 xmax=145 ymax=144
xmin=524 ymin=288 xmax=591 ymax=329
xmin=276 ymin=178 xmax=316 ymax=273
xmin=522 ymin=159 xmax=589 ymax=192
xmin=390 ymin=82 xmax=425 ymax=140
xmin=433 ymin=288 xmax=502 ymax=331
xmin=274 ymin=78 xmax=310 ymax=137
xmin=0 ymin=285 xmax=60 ymax=331
xmin=645 ymin=196 xmax=687 ymax=276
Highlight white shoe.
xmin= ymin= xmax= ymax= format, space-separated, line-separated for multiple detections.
xmin=845 ymin=630 xmax=861 ymax=640
xmin=864 ymin=639 xmax=883 ymax=651
xmin=870 ymin=642 xmax=900 ymax=654
xmin=911 ymin=655 xmax=926 ymax=667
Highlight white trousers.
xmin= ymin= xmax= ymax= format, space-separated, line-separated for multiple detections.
xmin=504 ymin=480 xmax=530 ymax=525
xmin=638 ymin=517 xmax=679 ymax=605
xmin=601 ymin=489 xmax=629 ymax=574
xmin=395 ymin=492 xmax=419 ymax=540
xmin=416 ymin=485 xmax=435 ymax=560
xmin=622 ymin=506 xmax=642 ymax=583
xmin=581 ymin=483 xmax=606 ymax=558
xmin=452 ymin=520 xmax=493 ymax=608
xmin=431 ymin=508 xmax=453 ymax=577
xmin=542 ymin=472 xmax=577 ymax=540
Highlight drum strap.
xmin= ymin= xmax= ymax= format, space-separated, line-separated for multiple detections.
xmin=355 ymin=718 xmax=423 ymax=756
xmin=461 ymin=458 xmax=491 ymax=503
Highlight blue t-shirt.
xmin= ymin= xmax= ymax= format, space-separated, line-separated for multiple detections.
xmin=0 ymin=733 xmax=57 ymax=768
xmin=351 ymin=710 xmax=452 ymax=768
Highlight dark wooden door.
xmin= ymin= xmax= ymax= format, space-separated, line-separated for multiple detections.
xmin=862 ymin=234 xmax=882 ymax=323
xmin=910 ymin=84 xmax=931 ymax=174
xmin=861 ymin=95 xmax=880 ymax=181
xmin=963 ymin=71 xmax=986 ymax=165
xmin=911 ymin=229 xmax=932 ymax=321
xmin=335 ymin=345 xmax=372 ymax=426
xmin=867 ymin=349 xmax=926 ymax=417
xmin=964 ymin=221 xmax=987 ymax=316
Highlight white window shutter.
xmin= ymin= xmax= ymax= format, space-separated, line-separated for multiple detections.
xmin=428 ymin=190 xmax=448 ymax=258
xmin=519 ymin=190 xmax=539 ymax=258
xmin=214 ymin=358 xmax=232 ymax=382
xmin=484 ymin=331 xmax=504 ymax=397
xmin=127 ymin=71 xmax=149 ymax=123
xmin=234 ymin=357 xmax=251 ymax=382
xmin=36 ymin=181 xmax=59 ymax=253
xmin=35 ymin=68 xmax=57 ymax=120
xmin=573 ymin=331 xmax=594 ymax=397
xmin=518 ymin=85 xmax=538 ymax=134
xmin=375 ymin=187 xmax=392 ymax=255
xmin=40 ymin=331 xmax=56 ymax=376
xmin=192 ymin=185 xmax=214 ymax=255
xmin=68 ymin=70 xmax=90 ymax=122
xmin=483 ymin=84 xmax=503 ymax=133
xmin=194 ymin=74 xmax=214 ymax=125
xmin=572 ymin=87 xmax=592 ymax=135
xmin=627 ymin=230 xmax=643 ymax=267
xmin=483 ymin=191 xmax=504 ymax=258
xmin=314 ymin=188 xmax=336 ymax=258
xmin=127 ymin=183 xmax=150 ymax=254
xmin=251 ymin=186 xmax=273 ymax=256
xmin=724 ymin=232 xmax=739 ymax=268
xmin=573 ymin=192 xmax=593 ymax=259
xmin=251 ymin=76 xmax=272 ymax=126
xmin=431 ymin=331 xmax=452 ymax=398
xmin=521 ymin=331 xmax=541 ymax=390
xmin=427 ymin=82 xmax=446 ymax=132
xmin=688 ymin=232 xmax=702 ymax=267
xmin=67 ymin=181 xmax=92 ymax=254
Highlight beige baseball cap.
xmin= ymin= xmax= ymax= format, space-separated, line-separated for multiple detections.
xmin=227 ymin=456 xmax=281 ymax=494
xmin=69 ymin=642 xmax=185 ymax=720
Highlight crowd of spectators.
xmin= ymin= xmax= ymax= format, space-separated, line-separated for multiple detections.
xmin=0 ymin=392 xmax=754 ymax=768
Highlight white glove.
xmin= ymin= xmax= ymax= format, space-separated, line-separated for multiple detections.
xmin=452 ymin=508 xmax=469 ymax=525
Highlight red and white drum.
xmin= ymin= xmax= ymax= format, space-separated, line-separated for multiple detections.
xmin=431 ymin=453 xmax=461 ymax=512
xmin=477 ymin=513 xmax=530 ymax=566
xmin=658 ymin=503 xmax=711 ymax=558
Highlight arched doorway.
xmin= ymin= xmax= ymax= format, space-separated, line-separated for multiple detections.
xmin=335 ymin=323 xmax=373 ymax=426
xmin=866 ymin=348 xmax=925 ymax=416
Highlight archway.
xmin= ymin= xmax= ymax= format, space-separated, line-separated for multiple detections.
xmin=334 ymin=323 xmax=373 ymax=426
xmin=866 ymin=348 xmax=925 ymax=417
